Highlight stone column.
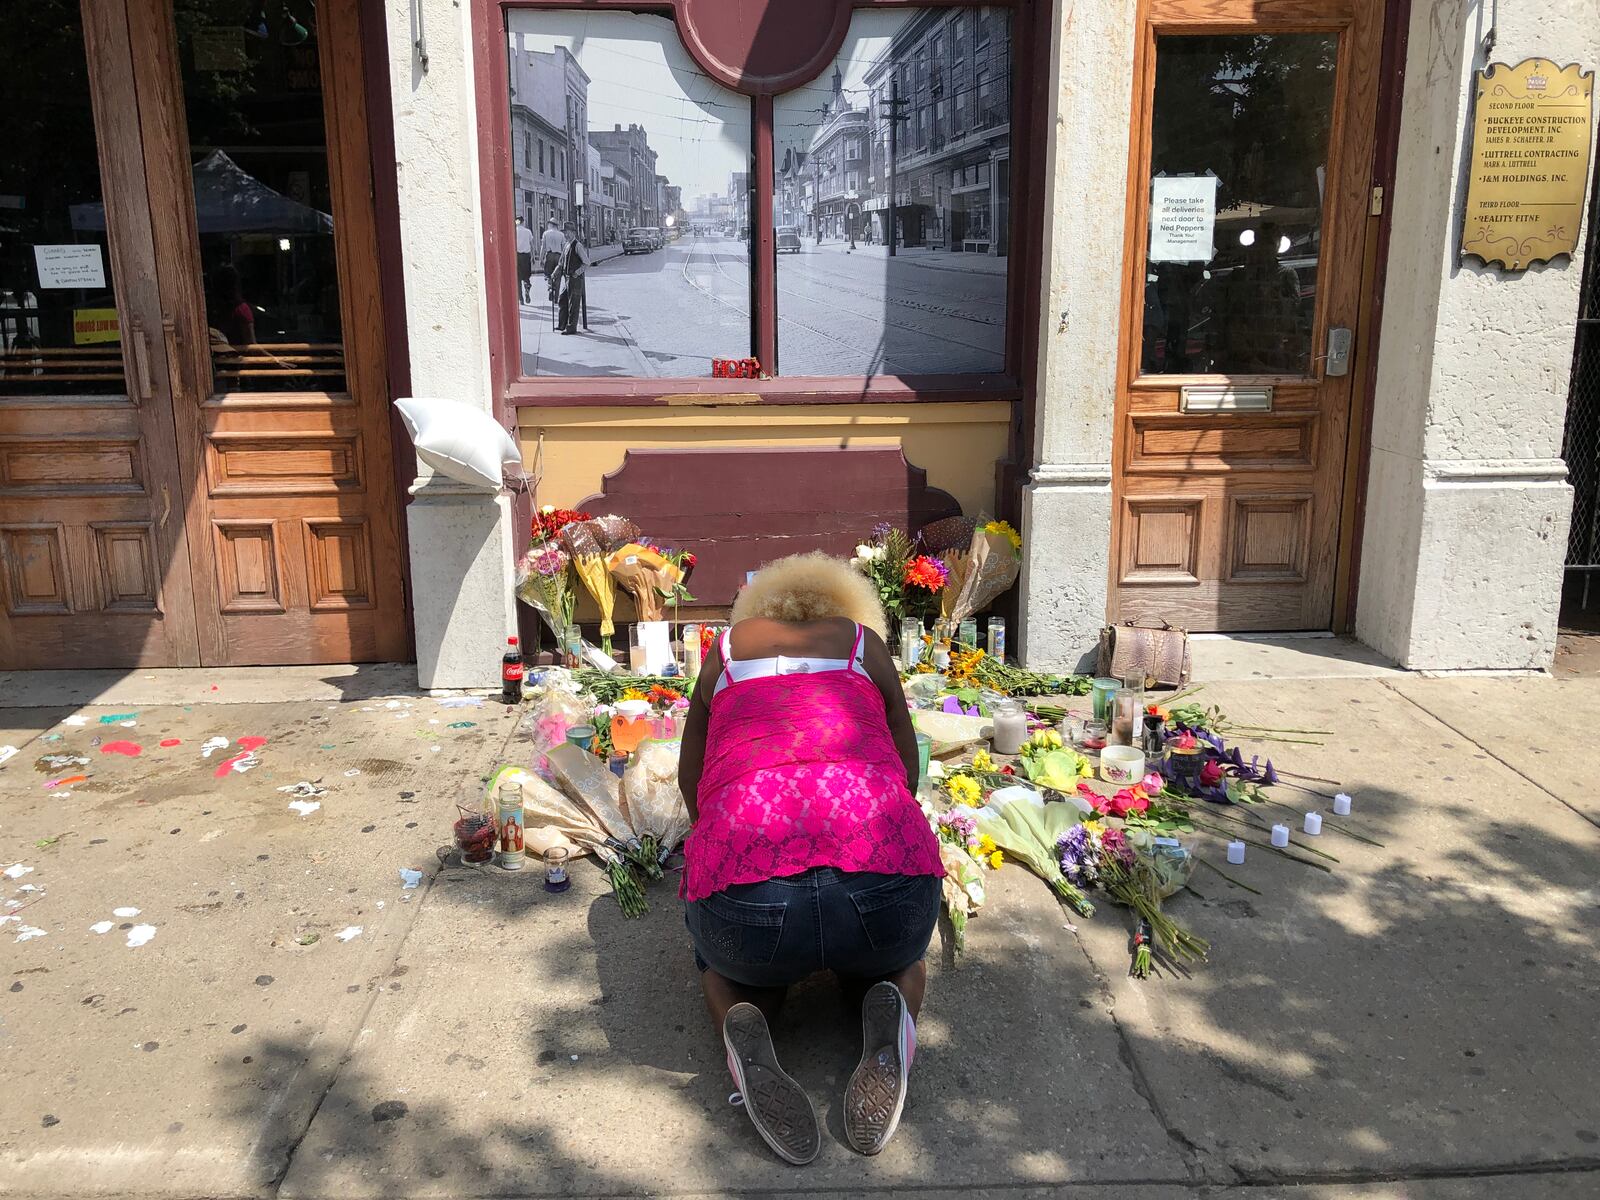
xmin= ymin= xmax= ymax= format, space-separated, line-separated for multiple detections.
xmin=1018 ymin=0 xmax=1137 ymax=671
xmin=385 ymin=0 xmax=517 ymax=688
xmin=1355 ymin=0 xmax=1595 ymax=670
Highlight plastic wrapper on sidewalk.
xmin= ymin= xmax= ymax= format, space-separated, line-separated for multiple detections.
xmin=543 ymin=742 xmax=634 ymax=845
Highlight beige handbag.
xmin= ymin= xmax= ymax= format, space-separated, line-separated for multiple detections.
xmin=1097 ymin=620 xmax=1191 ymax=690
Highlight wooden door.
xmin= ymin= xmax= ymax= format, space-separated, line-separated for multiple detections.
xmin=129 ymin=0 xmax=408 ymax=665
xmin=0 ymin=1 xmax=201 ymax=669
xmin=1110 ymin=0 xmax=1380 ymax=631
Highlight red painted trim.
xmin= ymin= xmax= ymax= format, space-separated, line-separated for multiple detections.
xmin=1341 ymin=0 xmax=1411 ymax=631
xmin=1007 ymin=0 xmax=1052 ymax=517
xmin=754 ymin=94 xmax=777 ymax=370
xmin=475 ymin=0 xmax=518 ymax=425
xmin=360 ymin=0 xmax=418 ymax=658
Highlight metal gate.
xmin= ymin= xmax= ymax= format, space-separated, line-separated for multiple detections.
xmin=1562 ymin=156 xmax=1600 ymax=614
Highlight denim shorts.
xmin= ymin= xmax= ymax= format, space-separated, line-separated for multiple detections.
xmin=685 ymin=868 xmax=941 ymax=988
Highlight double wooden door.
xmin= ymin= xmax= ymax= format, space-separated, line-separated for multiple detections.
xmin=1111 ymin=0 xmax=1381 ymax=630
xmin=0 ymin=0 xmax=407 ymax=668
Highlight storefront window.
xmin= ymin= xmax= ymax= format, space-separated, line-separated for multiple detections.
xmin=175 ymin=1 xmax=347 ymax=392
xmin=1139 ymin=33 xmax=1338 ymax=376
xmin=771 ymin=8 xmax=1011 ymax=377
xmin=505 ymin=10 xmax=755 ymax=378
xmin=0 ymin=14 xmax=123 ymax=396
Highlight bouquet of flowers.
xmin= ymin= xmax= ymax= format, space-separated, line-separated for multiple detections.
xmin=1055 ymin=818 xmax=1209 ymax=977
xmin=1017 ymin=728 xmax=1095 ymax=790
xmin=515 ymin=542 xmax=577 ymax=644
xmin=851 ymin=523 xmax=915 ymax=626
xmin=933 ymin=806 xmax=1006 ymax=957
xmin=517 ymin=506 xmax=590 ymax=644
xmin=606 ymin=542 xmax=684 ymax=623
xmin=560 ymin=515 xmax=639 ymax=655
xmin=967 ymin=788 xmax=1096 ymax=917
xmin=945 ymin=519 xmax=1023 ymax=625
xmin=902 ymin=553 xmax=949 ymax=623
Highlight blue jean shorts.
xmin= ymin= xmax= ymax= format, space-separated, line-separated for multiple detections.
xmin=685 ymin=867 xmax=941 ymax=989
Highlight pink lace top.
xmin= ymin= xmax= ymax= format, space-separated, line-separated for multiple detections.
xmin=680 ymin=624 xmax=943 ymax=902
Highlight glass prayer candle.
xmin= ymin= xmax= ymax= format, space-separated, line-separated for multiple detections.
xmin=543 ymin=846 xmax=571 ymax=892
xmin=901 ymin=617 xmax=924 ymax=672
xmin=1090 ymin=677 xmax=1120 ymax=723
xmin=991 ymin=699 xmax=1027 ymax=755
xmin=957 ymin=618 xmax=978 ymax=650
xmin=986 ymin=617 xmax=1006 ymax=660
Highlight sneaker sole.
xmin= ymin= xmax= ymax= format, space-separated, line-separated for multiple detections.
xmin=723 ymin=1004 xmax=820 ymax=1165
xmin=844 ymin=982 xmax=909 ymax=1155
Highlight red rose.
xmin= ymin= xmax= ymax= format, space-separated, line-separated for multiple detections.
xmin=1200 ymin=760 xmax=1223 ymax=787
xmin=1096 ymin=788 xmax=1151 ymax=818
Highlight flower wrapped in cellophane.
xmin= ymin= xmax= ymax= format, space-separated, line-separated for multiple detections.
xmin=515 ymin=541 xmax=576 ymax=643
xmin=945 ymin=519 xmax=1023 ymax=625
xmin=560 ymin=516 xmax=638 ymax=654
xmin=1054 ymin=818 xmax=1208 ymax=978
xmin=621 ymin=738 xmax=691 ymax=872
xmin=969 ymin=787 xmax=1096 ymax=916
xmin=934 ymin=807 xmax=997 ymax=957
xmin=606 ymin=542 xmax=683 ymax=623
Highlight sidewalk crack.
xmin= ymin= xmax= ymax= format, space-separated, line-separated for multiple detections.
xmin=1066 ymin=926 xmax=1223 ymax=1189
xmin=1383 ymin=682 xmax=1599 ymax=831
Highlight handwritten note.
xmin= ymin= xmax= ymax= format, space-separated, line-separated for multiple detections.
xmin=34 ymin=245 xmax=106 ymax=290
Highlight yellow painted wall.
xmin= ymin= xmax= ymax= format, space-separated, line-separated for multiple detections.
xmin=514 ymin=401 xmax=1013 ymax=518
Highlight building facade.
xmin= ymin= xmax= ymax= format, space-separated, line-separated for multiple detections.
xmin=3 ymin=0 xmax=1594 ymax=685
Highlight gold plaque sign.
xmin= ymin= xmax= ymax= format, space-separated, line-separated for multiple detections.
xmin=1461 ymin=59 xmax=1594 ymax=270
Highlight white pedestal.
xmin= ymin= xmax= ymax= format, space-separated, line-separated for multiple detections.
xmin=406 ymin=477 xmax=518 ymax=689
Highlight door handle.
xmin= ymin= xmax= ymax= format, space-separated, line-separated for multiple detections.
xmin=128 ymin=318 xmax=154 ymax=403
xmin=1320 ymin=326 xmax=1353 ymax=377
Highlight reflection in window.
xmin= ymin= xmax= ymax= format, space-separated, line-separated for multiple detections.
xmin=0 ymin=11 xmax=124 ymax=395
xmin=176 ymin=1 xmax=346 ymax=392
xmin=506 ymin=11 xmax=753 ymax=378
xmin=772 ymin=8 xmax=1010 ymax=377
xmin=1141 ymin=34 xmax=1338 ymax=376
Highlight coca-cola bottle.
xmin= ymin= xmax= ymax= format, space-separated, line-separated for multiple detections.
xmin=501 ymin=636 xmax=524 ymax=704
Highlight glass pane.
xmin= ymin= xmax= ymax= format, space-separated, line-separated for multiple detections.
xmin=175 ymin=2 xmax=346 ymax=392
xmin=1141 ymin=34 xmax=1338 ymax=376
xmin=0 ymin=14 xmax=124 ymax=396
xmin=773 ymin=8 xmax=1011 ymax=377
xmin=506 ymin=11 xmax=754 ymax=377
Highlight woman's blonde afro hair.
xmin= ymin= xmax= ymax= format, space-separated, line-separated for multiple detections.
xmin=730 ymin=551 xmax=888 ymax=639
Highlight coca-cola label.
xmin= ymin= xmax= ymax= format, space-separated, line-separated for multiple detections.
xmin=502 ymin=661 xmax=524 ymax=681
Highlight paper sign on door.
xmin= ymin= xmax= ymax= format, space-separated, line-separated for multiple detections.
xmin=1148 ymin=175 xmax=1219 ymax=263
xmin=34 ymin=244 xmax=106 ymax=290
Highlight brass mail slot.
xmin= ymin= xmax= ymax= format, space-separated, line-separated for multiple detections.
xmin=1179 ymin=385 xmax=1273 ymax=413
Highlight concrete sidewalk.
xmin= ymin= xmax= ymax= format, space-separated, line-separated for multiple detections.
xmin=1 ymin=668 xmax=1597 ymax=1199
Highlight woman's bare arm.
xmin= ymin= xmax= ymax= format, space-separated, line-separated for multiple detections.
xmin=677 ymin=637 xmax=722 ymax=824
xmin=862 ymin=627 xmax=919 ymax=792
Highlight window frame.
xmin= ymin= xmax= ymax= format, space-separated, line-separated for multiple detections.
xmin=473 ymin=0 xmax=1045 ymax=409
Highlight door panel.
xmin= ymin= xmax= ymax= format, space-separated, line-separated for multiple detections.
xmin=0 ymin=0 xmax=200 ymax=669
xmin=130 ymin=0 xmax=407 ymax=666
xmin=1111 ymin=0 xmax=1379 ymax=631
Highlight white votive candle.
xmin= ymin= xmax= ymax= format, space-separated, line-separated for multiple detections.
xmin=1270 ymin=824 xmax=1290 ymax=848
xmin=1332 ymin=792 xmax=1352 ymax=816
xmin=1303 ymin=811 xmax=1323 ymax=836
xmin=1226 ymin=840 xmax=1246 ymax=865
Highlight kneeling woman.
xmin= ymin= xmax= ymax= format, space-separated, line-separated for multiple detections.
xmin=678 ymin=553 xmax=942 ymax=1163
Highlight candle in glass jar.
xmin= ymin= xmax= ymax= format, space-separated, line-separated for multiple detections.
xmin=986 ymin=617 xmax=1006 ymax=660
xmin=682 ymin=623 xmax=702 ymax=678
xmin=991 ymin=700 xmax=1027 ymax=755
